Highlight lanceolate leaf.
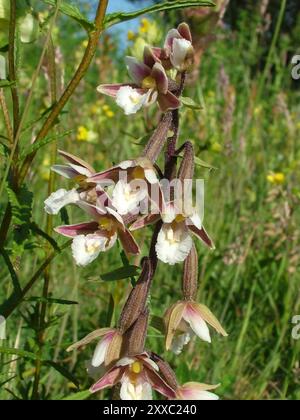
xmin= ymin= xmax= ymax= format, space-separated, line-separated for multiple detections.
xmin=61 ymin=390 xmax=91 ymax=400
xmin=0 ymin=247 xmax=22 ymax=295
xmin=181 ymin=96 xmax=203 ymax=110
xmin=105 ymin=1 xmax=215 ymax=29
xmin=26 ymin=297 xmax=78 ymax=306
xmin=45 ymin=361 xmax=79 ymax=388
xmin=100 ymin=265 xmax=141 ymax=282
xmin=43 ymin=0 xmax=94 ymax=32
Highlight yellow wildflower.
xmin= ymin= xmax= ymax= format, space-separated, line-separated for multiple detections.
xmin=102 ymin=104 xmax=114 ymax=118
xmin=127 ymin=30 xmax=136 ymax=41
xmin=77 ymin=126 xmax=89 ymax=142
xmin=267 ymin=172 xmax=285 ymax=185
xmin=139 ymin=18 xmax=150 ymax=34
xmin=106 ymin=110 xmax=115 ymax=118
xmin=41 ymin=157 xmax=50 ymax=181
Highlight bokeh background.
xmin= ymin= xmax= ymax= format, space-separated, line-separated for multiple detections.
xmin=1 ymin=0 xmax=300 ymax=400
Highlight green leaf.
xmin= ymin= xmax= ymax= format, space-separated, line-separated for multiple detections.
xmin=0 ymin=247 xmax=22 ymax=295
xmin=0 ymin=80 xmax=15 ymax=88
xmin=26 ymin=297 xmax=78 ymax=306
xmin=100 ymin=265 xmax=141 ymax=282
xmin=6 ymin=183 xmax=33 ymax=256
xmin=61 ymin=389 xmax=91 ymax=400
xmin=0 ymin=347 xmax=39 ymax=361
xmin=19 ymin=130 xmax=72 ymax=161
xmin=194 ymin=156 xmax=218 ymax=170
xmin=59 ymin=207 xmax=70 ymax=225
xmin=181 ymin=96 xmax=203 ymax=110
xmin=105 ymin=0 xmax=215 ymax=28
xmin=178 ymin=154 xmax=217 ymax=170
xmin=45 ymin=361 xmax=79 ymax=388
xmin=43 ymin=0 xmax=94 ymax=32
xmin=29 ymin=222 xmax=60 ymax=252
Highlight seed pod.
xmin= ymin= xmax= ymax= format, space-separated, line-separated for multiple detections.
xmin=182 ymin=244 xmax=198 ymax=301
xmin=150 ymin=352 xmax=178 ymax=391
xmin=125 ymin=309 xmax=149 ymax=356
xmin=142 ymin=112 xmax=173 ymax=163
xmin=119 ymin=258 xmax=152 ymax=334
xmin=177 ymin=141 xmax=195 ymax=182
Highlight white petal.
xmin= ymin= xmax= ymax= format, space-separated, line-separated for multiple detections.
xmin=161 ymin=203 xmax=177 ymax=224
xmin=68 ymin=163 xmax=92 ymax=178
xmin=120 ymin=375 xmax=152 ymax=400
xmin=116 ymin=357 xmax=135 ymax=367
xmin=171 ymin=38 xmax=192 ymax=70
xmin=119 ymin=160 xmax=134 ymax=170
xmin=116 ymin=86 xmax=148 ymax=115
xmin=144 ymin=169 xmax=158 ymax=184
xmin=195 ymin=391 xmax=219 ymax=400
xmin=155 ymin=224 xmax=193 ymax=265
xmin=71 ymin=234 xmax=111 ymax=267
xmin=183 ymin=307 xmax=211 ymax=343
xmin=189 ymin=212 xmax=202 ymax=230
xmin=44 ymin=188 xmax=80 ymax=215
xmin=91 ymin=335 xmax=111 ymax=367
xmin=112 ymin=180 xmax=147 ymax=216
xmin=170 ymin=332 xmax=192 ymax=355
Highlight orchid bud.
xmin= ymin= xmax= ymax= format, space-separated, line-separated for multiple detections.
xmin=150 ymin=352 xmax=178 ymax=391
xmin=119 ymin=258 xmax=152 ymax=334
xmin=177 ymin=141 xmax=195 ymax=182
xmin=182 ymin=244 xmax=198 ymax=301
xmin=125 ymin=308 xmax=149 ymax=356
xmin=142 ymin=112 xmax=173 ymax=163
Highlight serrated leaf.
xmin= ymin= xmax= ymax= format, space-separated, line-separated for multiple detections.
xmin=19 ymin=130 xmax=72 ymax=161
xmin=44 ymin=0 xmax=94 ymax=32
xmin=105 ymin=0 xmax=215 ymax=28
xmin=61 ymin=389 xmax=91 ymax=400
xmin=100 ymin=265 xmax=141 ymax=282
xmin=181 ymin=96 xmax=203 ymax=110
xmin=0 ymin=347 xmax=39 ymax=361
xmin=6 ymin=184 xmax=33 ymax=256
